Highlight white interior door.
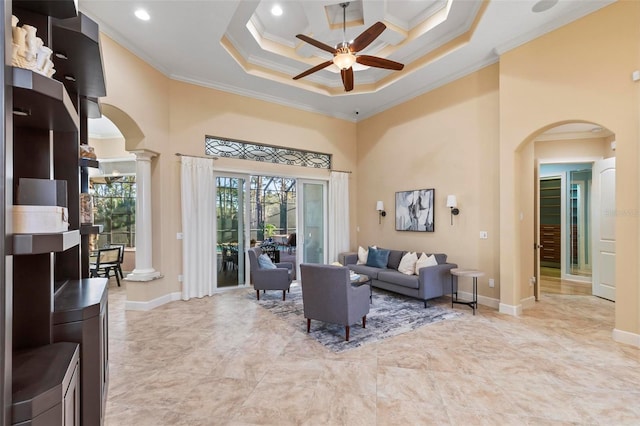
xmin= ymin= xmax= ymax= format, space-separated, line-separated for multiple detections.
xmin=591 ymin=157 xmax=616 ymax=301
xmin=297 ymin=179 xmax=327 ymax=273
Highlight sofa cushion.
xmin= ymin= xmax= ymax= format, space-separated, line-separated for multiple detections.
xmin=258 ymin=254 xmax=276 ymax=269
xmin=366 ymin=247 xmax=390 ymax=269
xmin=357 ymin=245 xmax=376 ymax=264
xmin=398 ymin=251 xmax=418 ymax=275
xmin=378 ymin=270 xmax=420 ymax=289
xmin=431 ymin=253 xmax=447 ymax=264
xmin=348 ymin=264 xmax=382 ymax=279
xmin=385 ymin=249 xmax=405 ymax=270
xmin=415 ymin=253 xmax=438 ymax=273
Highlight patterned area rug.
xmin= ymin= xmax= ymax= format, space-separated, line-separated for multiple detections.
xmin=250 ymin=284 xmax=462 ymax=352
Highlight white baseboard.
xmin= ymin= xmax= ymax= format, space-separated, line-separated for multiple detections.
xmin=455 ymin=291 xmax=500 ymax=309
xmin=612 ymin=328 xmax=640 ymax=348
xmin=125 ymin=291 xmax=181 ymax=311
xmin=499 ymin=302 xmax=522 ymax=316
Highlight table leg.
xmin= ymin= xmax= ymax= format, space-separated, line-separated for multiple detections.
xmin=451 ymin=275 xmax=454 ymax=308
xmin=472 ymin=276 xmax=477 ymax=315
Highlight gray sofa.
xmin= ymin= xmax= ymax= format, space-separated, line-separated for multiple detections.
xmin=339 ymin=249 xmax=457 ymax=307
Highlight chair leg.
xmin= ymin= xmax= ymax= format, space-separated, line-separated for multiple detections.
xmin=362 ymin=315 xmax=366 ymax=329
xmin=424 ymin=300 xmax=428 ymax=308
xmin=345 ymin=325 xmax=350 ymax=342
xmin=282 ymin=290 xmax=286 ymax=301
xmin=306 ymin=318 xmax=311 ymax=333
xmin=113 ymin=268 xmax=121 ymax=287
xmin=256 ymin=290 xmax=260 ymax=300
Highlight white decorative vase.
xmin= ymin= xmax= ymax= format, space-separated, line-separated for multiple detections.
xmin=22 ymin=25 xmax=38 ymax=62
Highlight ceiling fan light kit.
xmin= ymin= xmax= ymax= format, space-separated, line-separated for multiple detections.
xmin=293 ymin=2 xmax=404 ymax=92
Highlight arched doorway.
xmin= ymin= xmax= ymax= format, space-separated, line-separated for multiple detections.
xmin=520 ymin=120 xmax=616 ymax=307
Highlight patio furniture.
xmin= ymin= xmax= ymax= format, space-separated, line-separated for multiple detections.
xmin=286 ymin=232 xmax=296 ymax=254
xmin=90 ymin=247 xmax=122 ymax=286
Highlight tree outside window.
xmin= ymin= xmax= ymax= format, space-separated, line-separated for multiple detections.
xmin=91 ymin=175 xmax=136 ymax=248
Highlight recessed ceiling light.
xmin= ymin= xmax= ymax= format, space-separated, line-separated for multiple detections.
xmin=135 ymin=9 xmax=150 ymax=21
xmin=532 ymin=0 xmax=558 ymax=13
xmin=271 ymin=5 xmax=283 ymax=17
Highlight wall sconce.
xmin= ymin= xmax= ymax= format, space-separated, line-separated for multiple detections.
xmin=376 ymin=201 xmax=386 ymax=224
xmin=446 ymin=195 xmax=460 ymax=225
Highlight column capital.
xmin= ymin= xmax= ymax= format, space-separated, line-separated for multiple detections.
xmin=131 ymin=149 xmax=159 ymax=161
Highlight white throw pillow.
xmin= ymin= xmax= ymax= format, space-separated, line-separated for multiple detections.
xmin=415 ymin=253 xmax=438 ymax=274
xmin=357 ymin=245 xmax=376 ymax=264
xmin=398 ymin=252 xmax=418 ymax=275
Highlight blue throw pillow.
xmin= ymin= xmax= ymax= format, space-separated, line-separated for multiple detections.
xmin=258 ymin=253 xmax=277 ymax=269
xmin=366 ymin=246 xmax=390 ymax=269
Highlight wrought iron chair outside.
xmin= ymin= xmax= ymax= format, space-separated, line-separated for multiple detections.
xmin=90 ymin=247 xmax=122 ymax=286
xmin=109 ymin=243 xmax=126 ymax=278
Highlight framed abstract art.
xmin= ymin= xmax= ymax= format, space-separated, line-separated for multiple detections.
xmin=395 ymin=188 xmax=435 ymax=232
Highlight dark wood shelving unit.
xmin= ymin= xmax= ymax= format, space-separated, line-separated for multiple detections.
xmin=79 ymin=157 xmax=99 ymax=168
xmin=80 ymin=224 xmax=103 ymax=235
xmin=81 ymin=96 xmax=102 ymax=119
xmin=12 ymin=230 xmax=80 ymax=255
xmin=12 ymin=67 xmax=79 ymax=131
xmin=51 ymin=12 xmax=107 ymax=99
xmin=12 ymin=342 xmax=80 ymax=424
xmin=53 ymin=278 xmax=109 ymax=425
xmin=13 ymin=0 xmax=78 ymax=19
xmin=3 ymin=1 xmax=109 ymax=424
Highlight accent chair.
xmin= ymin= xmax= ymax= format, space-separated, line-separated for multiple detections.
xmin=248 ymin=247 xmax=293 ymax=300
xmin=300 ymin=263 xmax=370 ymax=341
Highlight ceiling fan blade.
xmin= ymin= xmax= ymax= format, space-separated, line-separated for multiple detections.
xmin=341 ymin=67 xmax=354 ymax=92
xmin=296 ymin=34 xmax=336 ymax=54
xmin=293 ymin=60 xmax=334 ymax=80
xmin=356 ymin=55 xmax=404 ymax=71
xmin=351 ymin=22 xmax=386 ymax=53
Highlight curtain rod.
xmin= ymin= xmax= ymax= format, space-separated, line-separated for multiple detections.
xmin=330 ymin=169 xmax=352 ymax=174
xmin=175 ymin=153 xmax=218 ymax=160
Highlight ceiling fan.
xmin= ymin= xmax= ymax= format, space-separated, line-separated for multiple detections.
xmin=293 ymin=2 xmax=404 ymax=92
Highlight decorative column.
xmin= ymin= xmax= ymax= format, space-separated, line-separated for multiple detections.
xmin=126 ymin=149 xmax=162 ymax=281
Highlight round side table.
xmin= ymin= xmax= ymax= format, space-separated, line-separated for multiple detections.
xmin=450 ymin=268 xmax=483 ymax=315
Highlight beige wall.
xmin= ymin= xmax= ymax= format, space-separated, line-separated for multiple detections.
xmin=500 ymin=1 xmax=640 ymax=335
xmin=535 ymin=137 xmax=612 ymax=161
xmin=357 ymin=64 xmax=501 ymax=302
xmin=98 ymin=1 xmax=640 ymax=341
xmin=88 ymin=136 xmax=129 ymax=159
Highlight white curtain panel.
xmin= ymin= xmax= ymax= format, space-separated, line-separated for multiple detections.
xmin=180 ymin=156 xmax=216 ymax=300
xmin=328 ymin=171 xmax=350 ymax=263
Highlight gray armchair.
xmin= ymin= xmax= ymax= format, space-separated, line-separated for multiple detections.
xmin=300 ymin=263 xmax=370 ymax=342
xmin=248 ymin=247 xmax=293 ymax=300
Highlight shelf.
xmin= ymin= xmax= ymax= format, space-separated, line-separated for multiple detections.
xmin=80 ymin=224 xmax=103 ymax=235
xmin=51 ymin=13 xmax=107 ymax=98
xmin=12 ymin=342 xmax=79 ymax=424
xmin=53 ymin=278 xmax=108 ymax=324
xmin=13 ymin=0 xmax=78 ymax=19
xmin=12 ymin=230 xmax=80 ymax=255
xmin=81 ymin=96 xmax=102 ymax=119
xmin=79 ymin=158 xmax=99 ymax=168
xmin=12 ymin=67 xmax=79 ymax=132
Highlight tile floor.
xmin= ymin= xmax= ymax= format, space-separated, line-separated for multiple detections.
xmin=104 ymin=282 xmax=640 ymax=425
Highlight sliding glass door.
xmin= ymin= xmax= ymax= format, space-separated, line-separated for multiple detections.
xmin=216 ymin=174 xmax=249 ymax=287
xmin=297 ymin=179 xmax=327 ymax=268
